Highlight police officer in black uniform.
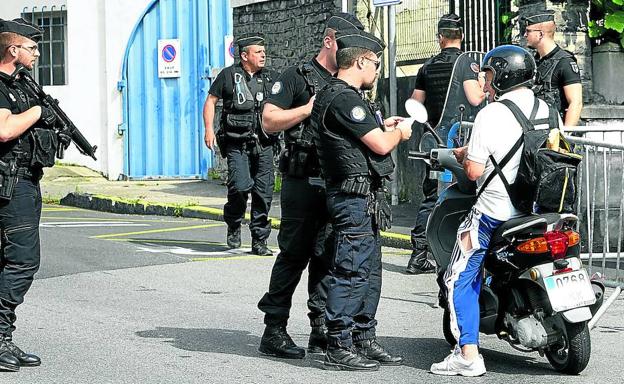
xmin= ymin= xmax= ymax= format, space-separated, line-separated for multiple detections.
xmin=312 ymin=29 xmax=408 ymax=371
xmin=522 ymin=9 xmax=583 ymax=126
xmin=203 ymin=34 xmax=279 ymax=255
xmin=0 ymin=18 xmax=57 ymax=371
xmin=406 ymin=13 xmax=485 ymax=274
xmin=257 ymin=14 xmax=363 ymax=359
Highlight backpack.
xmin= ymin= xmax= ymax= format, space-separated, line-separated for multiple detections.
xmin=477 ymin=98 xmax=582 ymax=214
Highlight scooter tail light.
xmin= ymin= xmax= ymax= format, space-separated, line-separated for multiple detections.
xmin=565 ymin=230 xmax=580 ymax=247
xmin=516 ymin=237 xmax=548 ymax=253
xmin=544 ymin=230 xmax=569 ymax=260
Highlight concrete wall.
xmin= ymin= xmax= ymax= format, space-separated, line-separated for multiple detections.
xmin=1 ymin=0 xmax=152 ymax=179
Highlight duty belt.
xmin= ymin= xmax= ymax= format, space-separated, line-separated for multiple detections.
xmin=17 ymin=167 xmax=42 ymax=182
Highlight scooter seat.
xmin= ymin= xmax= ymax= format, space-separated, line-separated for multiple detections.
xmin=491 ymin=215 xmax=547 ymax=244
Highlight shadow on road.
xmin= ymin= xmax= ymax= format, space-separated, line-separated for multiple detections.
xmin=135 ymin=328 xmax=556 ymax=375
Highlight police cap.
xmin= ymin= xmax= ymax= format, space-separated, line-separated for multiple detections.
xmin=0 ymin=18 xmax=43 ymax=42
xmin=236 ymin=33 xmax=265 ymax=50
xmin=438 ymin=13 xmax=462 ymax=31
xmin=523 ymin=9 xmax=555 ymax=27
xmin=327 ymin=12 xmax=364 ymax=32
xmin=336 ymin=29 xmax=385 ymax=56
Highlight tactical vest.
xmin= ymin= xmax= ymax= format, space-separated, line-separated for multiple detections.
xmin=534 ymin=48 xmax=575 ymax=115
xmin=311 ymin=82 xmax=394 ymax=181
xmin=423 ymin=50 xmax=458 ymax=127
xmin=0 ymin=73 xmax=34 ymax=166
xmin=222 ymin=66 xmax=273 ymax=141
xmin=284 ymin=62 xmax=328 ymax=147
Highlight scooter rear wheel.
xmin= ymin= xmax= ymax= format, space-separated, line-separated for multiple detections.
xmin=545 ymin=321 xmax=591 ymax=374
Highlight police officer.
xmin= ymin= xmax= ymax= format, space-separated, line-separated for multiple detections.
xmin=203 ymin=34 xmax=279 ymax=255
xmin=522 ymin=9 xmax=583 ymax=126
xmin=406 ymin=13 xmax=485 ymax=275
xmin=257 ymin=14 xmax=363 ymax=359
xmin=0 ymin=18 xmax=54 ymax=371
xmin=312 ymin=29 xmax=408 ymax=371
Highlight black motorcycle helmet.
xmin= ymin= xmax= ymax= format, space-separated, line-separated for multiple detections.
xmin=482 ymin=45 xmax=536 ymax=95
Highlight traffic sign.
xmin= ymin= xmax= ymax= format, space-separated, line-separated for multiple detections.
xmin=373 ymin=0 xmax=402 ymax=6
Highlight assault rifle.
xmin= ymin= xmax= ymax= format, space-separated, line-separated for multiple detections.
xmin=13 ymin=64 xmax=98 ymax=160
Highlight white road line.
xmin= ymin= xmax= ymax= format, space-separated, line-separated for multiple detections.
xmin=41 ymin=221 xmax=150 ymax=228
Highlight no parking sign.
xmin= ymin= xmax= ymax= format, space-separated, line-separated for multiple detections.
xmin=158 ymin=39 xmax=181 ymax=78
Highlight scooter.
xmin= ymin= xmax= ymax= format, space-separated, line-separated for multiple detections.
xmin=406 ymin=100 xmax=605 ymax=375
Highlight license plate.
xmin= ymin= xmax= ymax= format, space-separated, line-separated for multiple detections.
xmin=544 ymin=269 xmax=596 ymax=312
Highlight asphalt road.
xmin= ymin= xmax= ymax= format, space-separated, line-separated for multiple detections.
xmin=3 ymin=205 xmax=623 ymax=383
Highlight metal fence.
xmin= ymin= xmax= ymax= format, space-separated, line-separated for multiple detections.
xmin=564 ymin=126 xmax=624 ymax=290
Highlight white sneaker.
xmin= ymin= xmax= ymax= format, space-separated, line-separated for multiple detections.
xmin=430 ymin=345 xmax=486 ymax=377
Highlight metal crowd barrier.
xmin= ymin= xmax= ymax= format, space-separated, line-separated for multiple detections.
xmin=563 ymin=126 xmax=624 ymax=291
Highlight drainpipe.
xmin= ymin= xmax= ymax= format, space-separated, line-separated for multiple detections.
xmin=389 ymin=5 xmax=398 ymax=205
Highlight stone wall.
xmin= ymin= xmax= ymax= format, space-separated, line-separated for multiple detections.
xmin=233 ymin=0 xmax=342 ymax=70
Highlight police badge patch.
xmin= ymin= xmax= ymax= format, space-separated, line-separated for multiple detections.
xmin=271 ymin=81 xmax=282 ymax=95
xmin=350 ymin=106 xmax=366 ymax=122
xmin=570 ymin=62 xmax=579 ymax=74
xmin=470 ymin=63 xmax=480 ymax=73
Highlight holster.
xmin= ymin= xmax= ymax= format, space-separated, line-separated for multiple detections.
xmin=30 ymin=128 xmax=58 ymax=168
xmin=0 ymin=158 xmax=18 ymax=201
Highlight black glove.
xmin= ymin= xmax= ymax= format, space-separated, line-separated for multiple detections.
xmin=58 ymin=131 xmax=71 ymax=150
xmin=39 ymin=106 xmax=57 ymax=127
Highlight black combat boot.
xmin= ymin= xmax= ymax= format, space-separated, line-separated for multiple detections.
xmin=406 ymin=249 xmax=436 ymax=274
xmin=258 ymin=325 xmax=305 ymax=359
xmin=251 ymin=239 xmax=273 ymax=256
xmin=226 ymin=226 xmax=241 ymax=249
xmin=324 ymin=345 xmax=380 ymax=371
xmin=307 ymin=319 xmax=327 ymax=353
xmin=0 ymin=337 xmax=20 ymax=372
xmin=354 ymin=338 xmax=403 ymax=365
xmin=4 ymin=337 xmax=40 ymax=367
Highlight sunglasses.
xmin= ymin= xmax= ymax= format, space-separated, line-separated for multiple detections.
xmin=13 ymin=44 xmax=39 ymax=54
xmin=362 ymin=56 xmax=381 ymax=70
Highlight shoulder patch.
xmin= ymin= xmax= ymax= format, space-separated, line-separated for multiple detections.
xmin=470 ymin=62 xmax=480 ymax=73
xmin=271 ymin=81 xmax=282 ymax=95
xmin=570 ymin=62 xmax=579 ymax=74
xmin=350 ymin=106 xmax=367 ymax=122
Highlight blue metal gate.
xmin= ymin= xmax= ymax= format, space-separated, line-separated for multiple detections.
xmin=118 ymin=0 xmax=232 ymax=179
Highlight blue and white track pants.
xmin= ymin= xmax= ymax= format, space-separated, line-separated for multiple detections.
xmin=443 ymin=207 xmax=503 ymax=346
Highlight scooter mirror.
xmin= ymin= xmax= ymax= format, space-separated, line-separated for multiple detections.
xmin=419 ymin=131 xmax=439 ymax=154
xmin=405 ymin=99 xmax=428 ymax=124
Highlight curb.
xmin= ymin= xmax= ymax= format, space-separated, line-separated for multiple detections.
xmin=59 ymin=192 xmax=413 ymax=250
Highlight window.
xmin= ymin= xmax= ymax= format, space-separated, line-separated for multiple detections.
xmin=21 ymin=7 xmax=68 ymax=86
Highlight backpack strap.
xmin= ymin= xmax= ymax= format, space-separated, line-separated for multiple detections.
xmin=475 ymin=98 xmax=536 ymax=200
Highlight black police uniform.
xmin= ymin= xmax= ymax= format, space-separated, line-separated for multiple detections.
xmin=522 ymin=9 xmax=582 ymax=117
xmin=312 ymin=30 xmax=402 ymax=370
xmin=209 ymin=62 xmax=279 ymax=249
xmin=257 ymin=58 xmax=333 ymax=339
xmin=0 ymin=18 xmax=49 ymax=371
xmin=534 ymin=45 xmax=581 ymax=116
xmin=408 ymin=45 xmax=481 ymax=272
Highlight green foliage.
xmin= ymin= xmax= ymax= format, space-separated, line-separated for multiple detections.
xmin=500 ymin=10 xmax=518 ymax=44
xmin=590 ymin=0 xmax=624 ymax=48
xmin=273 ymin=173 xmax=282 ymax=193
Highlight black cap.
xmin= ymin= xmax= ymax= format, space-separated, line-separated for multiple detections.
xmin=336 ymin=29 xmax=385 ymax=56
xmin=0 ymin=18 xmax=43 ymax=42
xmin=327 ymin=13 xmax=364 ymax=32
xmin=523 ymin=9 xmax=555 ymax=27
xmin=236 ymin=33 xmax=265 ymax=50
xmin=438 ymin=13 xmax=462 ymax=31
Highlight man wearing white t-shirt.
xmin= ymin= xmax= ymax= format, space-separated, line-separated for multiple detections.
xmin=430 ymin=45 xmax=562 ymax=377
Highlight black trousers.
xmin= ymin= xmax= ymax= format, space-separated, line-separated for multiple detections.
xmin=0 ymin=177 xmax=42 ymax=337
xmin=324 ymin=184 xmax=382 ymax=347
xmin=410 ymin=164 xmax=438 ymax=253
xmin=257 ymin=176 xmax=332 ymax=327
xmin=224 ymin=142 xmax=274 ymax=241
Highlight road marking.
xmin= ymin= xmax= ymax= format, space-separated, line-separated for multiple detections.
xmin=135 ymin=245 xmax=273 ymax=258
xmin=42 ymin=207 xmax=81 ymax=212
xmin=42 ymin=216 xmax=187 ymax=223
xmin=91 ymin=223 xmax=224 ymax=239
xmin=41 ymin=221 xmax=150 ymax=228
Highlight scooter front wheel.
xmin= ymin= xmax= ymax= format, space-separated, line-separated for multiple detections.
xmin=442 ymin=308 xmax=457 ymax=347
xmin=545 ymin=321 xmax=591 ymax=374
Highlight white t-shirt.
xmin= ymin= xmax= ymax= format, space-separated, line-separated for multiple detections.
xmin=467 ymin=88 xmax=561 ymax=221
